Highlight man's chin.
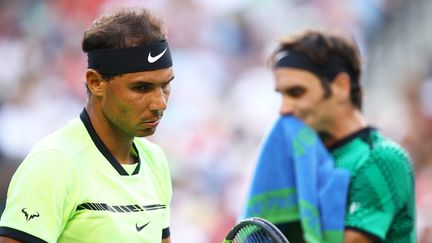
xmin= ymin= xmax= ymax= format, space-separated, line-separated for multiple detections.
xmin=135 ymin=128 xmax=156 ymax=137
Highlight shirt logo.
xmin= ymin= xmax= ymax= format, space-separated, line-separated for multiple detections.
xmin=135 ymin=222 xmax=150 ymax=232
xmin=76 ymin=203 xmax=166 ymax=213
xmin=349 ymin=202 xmax=361 ymax=214
xmin=148 ymin=48 xmax=168 ymax=63
xmin=21 ymin=208 xmax=40 ymax=221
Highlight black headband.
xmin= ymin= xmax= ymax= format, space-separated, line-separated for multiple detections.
xmin=87 ymin=40 xmax=172 ymax=75
xmin=274 ymin=49 xmax=354 ymax=82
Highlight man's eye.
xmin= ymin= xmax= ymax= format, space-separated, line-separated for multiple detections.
xmin=287 ymin=87 xmax=305 ymax=98
xmin=162 ymin=83 xmax=171 ymax=93
xmin=133 ymin=85 xmax=152 ymax=92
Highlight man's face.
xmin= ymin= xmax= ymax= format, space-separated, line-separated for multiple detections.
xmin=274 ymin=67 xmax=337 ymax=132
xmin=100 ymin=67 xmax=174 ymax=138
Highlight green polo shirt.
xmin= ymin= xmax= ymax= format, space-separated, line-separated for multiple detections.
xmin=331 ymin=127 xmax=415 ymax=243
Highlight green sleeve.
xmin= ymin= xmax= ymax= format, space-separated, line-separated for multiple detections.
xmin=0 ymin=150 xmax=79 ymax=242
xmin=344 ymin=145 xmax=413 ymax=240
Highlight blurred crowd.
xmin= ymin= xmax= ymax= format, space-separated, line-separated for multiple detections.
xmin=0 ymin=0 xmax=431 ymax=242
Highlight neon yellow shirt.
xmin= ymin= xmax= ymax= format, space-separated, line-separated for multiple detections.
xmin=0 ymin=110 xmax=172 ymax=242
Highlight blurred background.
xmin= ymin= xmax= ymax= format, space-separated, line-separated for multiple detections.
xmin=0 ymin=0 xmax=431 ymax=242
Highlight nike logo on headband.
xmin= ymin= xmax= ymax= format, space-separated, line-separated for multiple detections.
xmin=148 ymin=48 xmax=168 ymax=63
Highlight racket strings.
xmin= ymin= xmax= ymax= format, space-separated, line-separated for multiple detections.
xmin=233 ymin=225 xmax=274 ymax=243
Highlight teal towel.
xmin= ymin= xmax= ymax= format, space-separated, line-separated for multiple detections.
xmin=243 ymin=116 xmax=350 ymax=243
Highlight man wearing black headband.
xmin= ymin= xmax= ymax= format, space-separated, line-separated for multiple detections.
xmin=0 ymin=7 xmax=174 ymax=243
xmin=265 ymin=30 xmax=414 ymax=242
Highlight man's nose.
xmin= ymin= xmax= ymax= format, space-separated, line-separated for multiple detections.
xmin=279 ymin=97 xmax=295 ymax=116
xmin=149 ymin=88 xmax=168 ymax=112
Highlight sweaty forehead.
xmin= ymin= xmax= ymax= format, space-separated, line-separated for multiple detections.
xmin=121 ymin=67 xmax=174 ymax=82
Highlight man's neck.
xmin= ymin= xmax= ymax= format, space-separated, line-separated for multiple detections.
xmin=321 ymin=109 xmax=367 ymax=148
xmin=85 ymin=104 xmax=136 ymax=164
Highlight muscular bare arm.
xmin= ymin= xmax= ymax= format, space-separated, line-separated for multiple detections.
xmin=345 ymin=229 xmax=374 ymax=243
xmin=0 ymin=236 xmax=22 ymax=243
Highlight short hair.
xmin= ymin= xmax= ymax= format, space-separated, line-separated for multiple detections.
xmin=270 ymin=30 xmax=363 ymax=110
xmin=82 ymin=7 xmax=167 ymax=80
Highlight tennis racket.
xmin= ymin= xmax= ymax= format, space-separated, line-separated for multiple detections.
xmin=223 ymin=217 xmax=289 ymax=243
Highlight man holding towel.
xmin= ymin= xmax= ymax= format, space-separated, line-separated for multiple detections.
xmin=244 ymin=30 xmax=415 ymax=243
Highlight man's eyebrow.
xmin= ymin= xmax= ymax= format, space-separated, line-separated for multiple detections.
xmin=167 ymin=75 xmax=175 ymax=82
xmin=131 ymin=75 xmax=174 ymax=84
xmin=275 ymin=85 xmax=304 ymax=92
xmin=275 ymin=86 xmax=292 ymax=92
xmin=156 ymin=75 xmax=175 ymax=84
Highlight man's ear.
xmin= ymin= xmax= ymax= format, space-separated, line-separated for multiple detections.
xmin=86 ymin=69 xmax=105 ymax=97
xmin=331 ymin=72 xmax=351 ymax=102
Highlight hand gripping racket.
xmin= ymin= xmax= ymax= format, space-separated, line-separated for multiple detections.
xmin=223 ymin=217 xmax=290 ymax=243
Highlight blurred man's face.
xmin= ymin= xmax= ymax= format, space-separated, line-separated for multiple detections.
xmin=100 ymin=67 xmax=174 ymax=138
xmin=273 ymin=67 xmax=337 ymax=133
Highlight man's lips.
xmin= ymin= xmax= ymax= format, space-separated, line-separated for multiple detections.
xmin=141 ymin=118 xmax=161 ymax=127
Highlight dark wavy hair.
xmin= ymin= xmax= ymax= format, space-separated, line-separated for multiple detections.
xmin=270 ymin=30 xmax=363 ymax=110
xmin=82 ymin=7 xmax=167 ymax=80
